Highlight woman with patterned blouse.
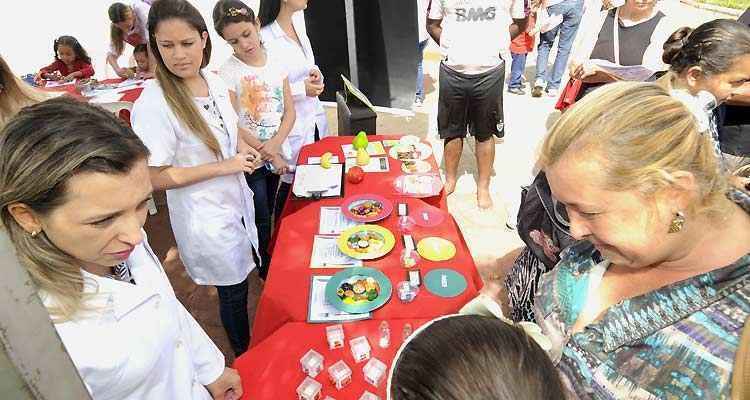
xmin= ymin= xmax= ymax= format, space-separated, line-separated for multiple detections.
xmin=534 ymin=82 xmax=750 ymax=399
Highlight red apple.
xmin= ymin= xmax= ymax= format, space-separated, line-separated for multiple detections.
xmin=347 ymin=166 xmax=365 ymax=184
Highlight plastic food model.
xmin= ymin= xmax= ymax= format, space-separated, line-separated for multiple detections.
xmin=347 ymin=166 xmax=365 ymax=184
xmin=349 ymin=200 xmax=383 ymax=218
xmin=353 ymin=131 xmax=370 ymax=166
xmin=346 ymin=231 xmax=384 ymax=254
xmin=336 ymin=276 xmax=381 ymax=304
xmin=395 ymin=144 xmax=419 ymax=160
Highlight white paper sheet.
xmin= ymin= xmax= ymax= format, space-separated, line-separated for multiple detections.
xmin=341 ymin=142 xmax=386 ymax=158
xmin=310 ymin=235 xmax=363 ymax=268
xmin=307 ymin=275 xmax=371 ymax=323
xmin=318 ymin=206 xmax=358 ymax=235
xmin=344 ymin=156 xmax=389 ymax=173
xmin=292 ymin=164 xmax=343 ymax=198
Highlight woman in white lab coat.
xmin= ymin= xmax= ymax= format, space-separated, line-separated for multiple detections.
xmin=259 ymin=0 xmax=328 ymax=218
xmin=131 ymin=0 xmax=262 ymax=357
xmin=0 ymin=97 xmax=240 ymax=400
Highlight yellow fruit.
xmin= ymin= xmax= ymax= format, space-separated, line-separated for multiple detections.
xmin=356 ymin=148 xmax=370 ymax=166
xmin=320 ymin=152 xmax=333 ymax=169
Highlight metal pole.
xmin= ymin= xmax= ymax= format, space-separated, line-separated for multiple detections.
xmin=0 ymin=231 xmax=91 ymax=399
xmin=344 ymin=0 xmax=359 ymax=87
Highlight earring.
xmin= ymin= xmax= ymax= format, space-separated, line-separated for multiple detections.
xmin=30 ymin=230 xmax=39 ymax=238
xmin=668 ymin=211 xmax=685 ymax=234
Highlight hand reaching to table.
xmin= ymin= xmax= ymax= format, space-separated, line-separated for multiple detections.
xmin=206 ymin=367 xmax=243 ymax=400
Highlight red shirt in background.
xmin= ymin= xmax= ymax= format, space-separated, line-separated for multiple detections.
xmin=510 ymin=13 xmax=536 ymax=54
xmin=39 ymin=59 xmax=94 ymax=79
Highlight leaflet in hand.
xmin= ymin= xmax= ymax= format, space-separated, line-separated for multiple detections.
xmin=310 ymin=235 xmax=363 ymax=268
xmin=588 ymin=59 xmax=655 ymax=82
xmin=307 ymin=275 xmax=371 ymax=323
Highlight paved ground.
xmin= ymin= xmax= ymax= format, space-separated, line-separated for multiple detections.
xmin=143 ymin=1 xmax=726 ymax=361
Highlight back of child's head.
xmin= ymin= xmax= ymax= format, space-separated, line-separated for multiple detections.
xmin=53 ymin=36 xmax=91 ymax=65
xmin=662 ymin=19 xmax=750 ymax=75
xmin=133 ymin=43 xmax=148 ymax=55
xmin=212 ymin=0 xmax=257 ymax=38
xmin=388 ymin=315 xmax=565 ymax=400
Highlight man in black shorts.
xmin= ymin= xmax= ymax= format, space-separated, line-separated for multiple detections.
xmin=427 ymin=0 xmax=527 ymax=209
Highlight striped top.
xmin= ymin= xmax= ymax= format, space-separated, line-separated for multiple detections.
xmin=535 ymin=239 xmax=750 ymax=399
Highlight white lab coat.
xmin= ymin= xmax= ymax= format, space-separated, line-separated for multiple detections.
xmin=261 ymin=11 xmax=329 ymax=144
xmin=43 ymin=235 xmax=225 ymax=400
xmin=131 ymin=72 xmax=259 ymax=286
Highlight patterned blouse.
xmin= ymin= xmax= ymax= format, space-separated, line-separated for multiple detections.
xmin=535 ymin=235 xmax=750 ymax=399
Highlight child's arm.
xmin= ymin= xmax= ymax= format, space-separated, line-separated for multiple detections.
xmin=261 ymin=77 xmax=296 ymax=161
xmin=38 ymin=61 xmax=62 ymax=80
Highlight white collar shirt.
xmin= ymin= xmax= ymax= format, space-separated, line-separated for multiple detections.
xmin=42 ymin=236 xmax=225 ymax=400
xmin=261 ymin=11 xmax=329 ymax=141
xmin=131 ymin=72 xmax=259 ymax=286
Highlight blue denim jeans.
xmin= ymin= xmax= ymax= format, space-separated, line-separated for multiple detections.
xmin=416 ymin=39 xmax=429 ymax=100
xmin=508 ymin=52 xmax=528 ymax=89
xmin=216 ymin=278 xmax=250 ymax=356
xmin=535 ymin=0 xmax=585 ymax=90
xmin=245 ymin=167 xmax=280 ymax=280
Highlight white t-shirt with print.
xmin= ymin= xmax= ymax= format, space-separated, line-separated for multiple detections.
xmin=219 ymin=55 xmax=292 ymax=162
xmin=429 ymin=0 xmax=525 ymax=74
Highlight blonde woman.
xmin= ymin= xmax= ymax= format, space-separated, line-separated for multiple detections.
xmin=534 ymin=82 xmax=750 ymax=399
xmin=0 ymin=97 xmax=241 ymax=399
xmin=131 ymin=0 xmax=263 ymax=357
xmin=0 ymin=54 xmax=45 ymax=127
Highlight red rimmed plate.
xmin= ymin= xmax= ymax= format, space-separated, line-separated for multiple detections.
xmin=342 ymin=194 xmax=394 ymax=223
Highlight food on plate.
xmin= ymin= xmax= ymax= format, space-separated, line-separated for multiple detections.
xmin=401 ymin=160 xmax=430 ymax=174
xmin=336 ymin=276 xmax=381 ymax=304
xmin=394 ymin=144 xmax=419 ymax=161
xmin=349 ymin=200 xmax=383 ymax=218
xmin=346 ymin=230 xmax=385 ymax=254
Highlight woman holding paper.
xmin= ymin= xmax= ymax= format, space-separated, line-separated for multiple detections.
xmin=567 ymin=0 xmax=677 ymax=96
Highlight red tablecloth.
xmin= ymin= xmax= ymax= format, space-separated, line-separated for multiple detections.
xmin=235 ymin=319 xmax=429 ymax=400
xmin=250 ymin=136 xmax=482 ymax=346
xmin=38 ymin=78 xmax=144 ymax=123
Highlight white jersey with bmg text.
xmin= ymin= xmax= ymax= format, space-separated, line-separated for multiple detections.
xmin=429 ymin=0 xmax=525 ymax=74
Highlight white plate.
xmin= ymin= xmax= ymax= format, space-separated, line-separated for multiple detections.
xmin=389 ymin=142 xmax=433 ymax=161
xmin=401 ymin=160 xmax=432 ymax=174
xmin=398 ymin=135 xmax=421 ymax=146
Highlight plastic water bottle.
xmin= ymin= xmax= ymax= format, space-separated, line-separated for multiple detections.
xmin=378 ymin=321 xmax=390 ymax=348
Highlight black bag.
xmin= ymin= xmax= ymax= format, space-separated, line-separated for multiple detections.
xmin=516 ymin=171 xmax=577 ymax=269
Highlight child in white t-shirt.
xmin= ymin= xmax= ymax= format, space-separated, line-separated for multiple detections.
xmin=214 ymin=0 xmax=296 ymax=279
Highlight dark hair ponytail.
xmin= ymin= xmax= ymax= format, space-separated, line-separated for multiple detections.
xmin=54 ymin=36 xmax=92 ymax=65
xmin=213 ymin=0 xmax=257 ymax=38
xmin=258 ymin=0 xmax=281 ymax=27
xmin=663 ymin=19 xmax=750 ymax=75
xmin=662 ymin=26 xmax=692 ymax=64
